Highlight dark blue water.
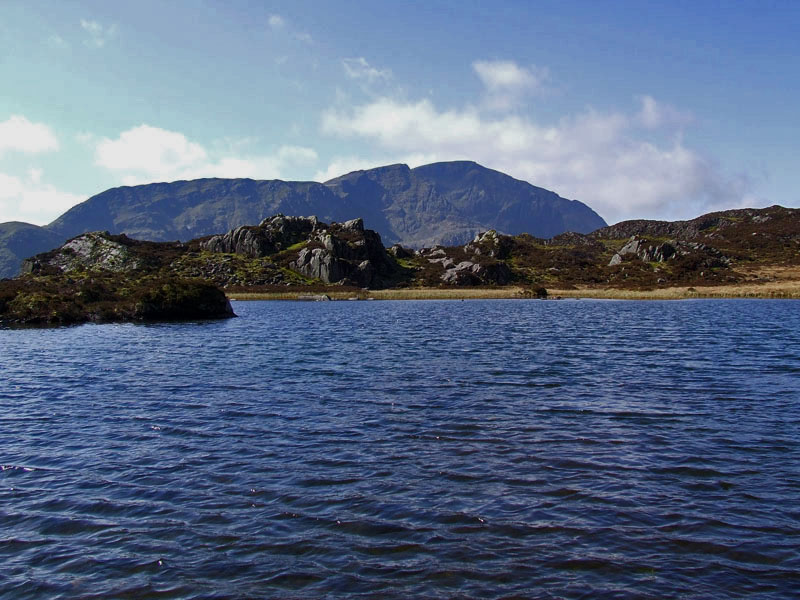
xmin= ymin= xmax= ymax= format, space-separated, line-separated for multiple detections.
xmin=1 ymin=299 xmax=799 ymax=599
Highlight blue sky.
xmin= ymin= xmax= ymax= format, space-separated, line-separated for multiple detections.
xmin=1 ymin=0 xmax=798 ymax=226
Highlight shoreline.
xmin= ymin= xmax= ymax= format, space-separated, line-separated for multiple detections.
xmin=227 ymin=282 xmax=800 ymax=302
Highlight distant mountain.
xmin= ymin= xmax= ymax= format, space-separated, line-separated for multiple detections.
xmin=0 ymin=160 xmax=606 ymax=278
xmin=0 ymin=222 xmax=63 ymax=280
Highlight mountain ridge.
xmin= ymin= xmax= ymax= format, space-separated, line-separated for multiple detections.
xmin=0 ymin=160 xmax=606 ymax=278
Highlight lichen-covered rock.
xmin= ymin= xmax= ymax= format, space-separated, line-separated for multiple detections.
xmin=22 ymin=232 xmax=141 ymax=274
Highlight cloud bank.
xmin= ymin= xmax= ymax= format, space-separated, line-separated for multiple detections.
xmin=322 ymin=60 xmax=755 ymax=224
xmin=94 ymin=125 xmax=318 ymax=185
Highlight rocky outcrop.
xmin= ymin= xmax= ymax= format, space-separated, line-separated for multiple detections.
xmin=608 ymin=236 xmax=677 ymax=265
xmin=202 ymin=215 xmax=402 ymax=287
xmin=414 ymin=232 xmax=513 ymax=286
xmin=440 ymin=260 xmax=512 ymax=285
xmin=22 ymin=232 xmax=142 ymax=274
xmin=608 ymin=235 xmax=731 ymax=268
xmin=388 ymin=244 xmax=413 ymax=259
xmin=201 ymin=214 xmax=319 ymax=257
xmin=288 ymin=217 xmax=400 ymax=287
xmin=463 ymin=230 xmax=513 ymax=259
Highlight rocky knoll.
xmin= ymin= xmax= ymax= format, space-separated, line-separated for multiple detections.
xmin=3 ymin=233 xmax=234 ymax=326
xmin=593 ymin=206 xmax=799 ymax=242
xmin=410 ymin=230 xmax=513 ymax=286
xmin=399 ymin=206 xmax=800 ymax=289
xmin=201 ymin=215 xmax=402 ymax=288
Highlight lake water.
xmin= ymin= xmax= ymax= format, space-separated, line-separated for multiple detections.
xmin=1 ymin=299 xmax=799 ymax=599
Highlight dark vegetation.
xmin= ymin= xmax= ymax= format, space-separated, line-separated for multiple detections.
xmin=1 ymin=205 xmax=798 ymax=325
xmin=0 ymin=272 xmax=233 ymax=326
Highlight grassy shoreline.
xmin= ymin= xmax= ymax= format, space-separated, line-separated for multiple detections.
xmin=227 ymin=282 xmax=800 ymax=301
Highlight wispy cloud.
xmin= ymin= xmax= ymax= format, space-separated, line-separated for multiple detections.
xmin=267 ymin=14 xmax=312 ymax=44
xmin=472 ymin=60 xmax=550 ymax=110
xmin=636 ymin=95 xmax=694 ymax=129
xmin=80 ymin=19 xmax=117 ymax=48
xmin=342 ymin=57 xmax=392 ymax=83
xmin=268 ymin=14 xmax=285 ymax=29
xmin=47 ymin=34 xmax=69 ymax=49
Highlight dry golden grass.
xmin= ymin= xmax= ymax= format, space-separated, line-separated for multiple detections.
xmin=549 ymin=285 xmax=800 ymax=300
xmin=227 ymin=287 xmax=529 ymax=301
xmin=227 ymin=267 xmax=800 ymax=302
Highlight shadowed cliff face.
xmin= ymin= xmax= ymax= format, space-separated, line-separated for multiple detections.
xmin=0 ymin=161 xmax=607 ymax=278
xmin=324 ymin=161 xmax=607 ymax=247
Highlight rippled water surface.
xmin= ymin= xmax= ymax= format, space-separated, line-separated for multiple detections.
xmin=2 ymin=299 xmax=800 ymax=599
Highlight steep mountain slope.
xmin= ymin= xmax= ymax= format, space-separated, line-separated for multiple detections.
xmin=47 ymin=178 xmax=352 ymax=242
xmin=0 ymin=222 xmax=63 ymax=280
xmin=0 ymin=161 xmax=606 ymax=278
xmin=325 ymin=161 xmax=606 ymax=246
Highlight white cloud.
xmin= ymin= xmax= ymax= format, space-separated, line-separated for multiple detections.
xmin=94 ymin=125 xmax=318 ymax=185
xmin=472 ymin=60 xmax=550 ymax=110
xmin=96 ymin=125 xmax=208 ymax=177
xmin=0 ymin=116 xmax=59 ymax=155
xmin=80 ymin=19 xmax=117 ymax=48
xmin=636 ymin=95 xmax=693 ymax=129
xmin=267 ymin=14 xmax=312 ymax=43
xmin=0 ymin=169 xmax=84 ymax=225
xmin=322 ymin=89 xmax=755 ymax=223
xmin=473 ymin=60 xmax=548 ymax=93
xmin=342 ymin=57 xmax=391 ymax=82
xmin=313 ymin=156 xmax=388 ymax=182
xmin=268 ymin=14 xmax=285 ymax=29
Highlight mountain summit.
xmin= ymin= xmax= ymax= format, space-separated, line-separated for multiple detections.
xmin=0 ymin=161 xmax=606 ymax=278
xmin=325 ymin=161 xmax=606 ymax=247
